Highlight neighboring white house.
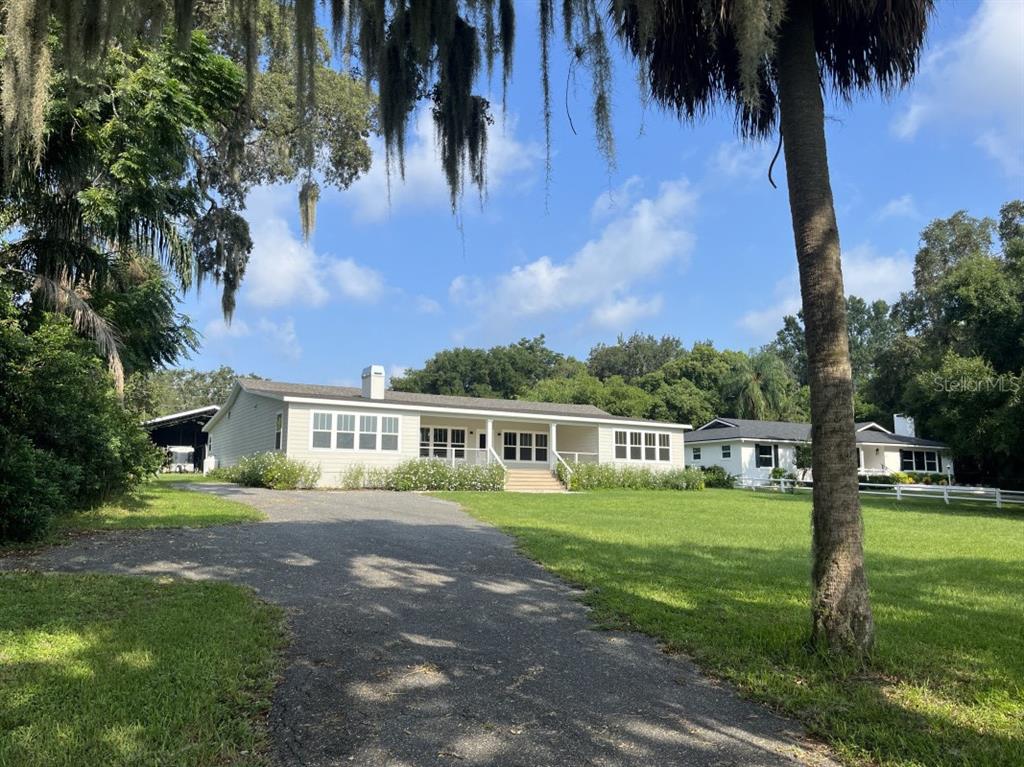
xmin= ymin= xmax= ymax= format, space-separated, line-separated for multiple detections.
xmin=203 ymin=365 xmax=691 ymax=488
xmin=685 ymin=417 xmax=954 ymax=480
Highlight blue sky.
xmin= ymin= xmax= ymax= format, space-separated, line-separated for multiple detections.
xmin=186 ymin=0 xmax=1024 ymax=386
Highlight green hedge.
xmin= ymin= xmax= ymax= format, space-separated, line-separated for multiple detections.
xmin=209 ymin=453 xmax=320 ymax=490
xmin=557 ymin=462 xmax=705 ymax=491
xmin=340 ymin=459 xmax=506 ymax=491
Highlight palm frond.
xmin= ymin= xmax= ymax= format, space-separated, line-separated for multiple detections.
xmin=31 ymin=271 xmax=126 ymax=395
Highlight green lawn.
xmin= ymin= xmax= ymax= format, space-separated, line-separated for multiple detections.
xmin=0 ymin=572 xmax=284 ymax=767
xmin=62 ymin=476 xmax=262 ymax=532
xmin=438 ymin=488 xmax=1024 ymax=767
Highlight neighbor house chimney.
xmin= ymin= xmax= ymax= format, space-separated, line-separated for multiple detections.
xmin=893 ymin=413 xmax=916 ymax=438
xmin=361 ymin=365 xmax=386 ymax=400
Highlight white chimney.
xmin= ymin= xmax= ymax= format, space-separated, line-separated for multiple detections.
xmin=361 ymin=365 xmax=386 ymax=400
xmin=893 ymin=413 xmax=916 ymax=438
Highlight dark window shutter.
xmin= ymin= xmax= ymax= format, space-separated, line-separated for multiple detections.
xmin=773 ymin=444 xmax=779 ymax=468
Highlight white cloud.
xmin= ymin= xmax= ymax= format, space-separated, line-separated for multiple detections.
xmin=590 ymin=295 xmax=664 ymax=329
xmin=876 ymin=194 xmax=919 ymax=220
xmin=451 ymin=178 xmax=696 ymax=332
xmin=241 ymin=186 xmax=385 ymax=308
xmin=257 ymin=317 xmax=301 ymax=359
xmin=330 ymin=258 xmax=385 ymax=301
xmin=414 ymin=295 xmax=442 ymax=314
xmin=204 ymin=317 xmax=251 ymax=339
xmin=738 ymin=244 xmax=913 ymax=339
xmin=708 ymin=140 xmax=774 ymax=181
xmin=892 ymin=0 xmax=1024 ymax=176
xmin=339 ymin=111 xmax=543 ymax=221
xmin=590 ymin=175 xmax=643 ymax=220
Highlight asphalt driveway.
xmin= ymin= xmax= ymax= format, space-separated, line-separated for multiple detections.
xmin=3 ymin=486 xmax=833 ymax=766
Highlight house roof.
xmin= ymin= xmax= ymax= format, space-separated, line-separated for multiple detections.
xmin=143 ymin=405 xmax=219 ymax=429
xmin=217 ymin=378 xmax=689 ymax=429
xmin=686 ymin=417 xmax=948 ymax=448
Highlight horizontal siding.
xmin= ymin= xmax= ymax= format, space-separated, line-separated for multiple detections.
xmin=207 ymin=391 xmax=282 ymax=468
xmin=286 ymin=402 xmax=420 ymax=487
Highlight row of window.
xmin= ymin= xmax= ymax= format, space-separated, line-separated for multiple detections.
xmin=690 ymin=444 xmax=731 ymax=461
xmin=311 ymin=411 xmax=400 ymax=451
xmin=420 ymin=427 xmax=468 ymax=459
xmin=901 ymin=449 xmax=940 ymax=473
xmin=614 ymin=431 xmax=672 ymax=462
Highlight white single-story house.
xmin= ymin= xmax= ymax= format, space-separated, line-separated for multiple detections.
xmin=203 ymin=365 xmax=691 ymax=489
xmin=685 ymin=417 xmax=953 ymax=480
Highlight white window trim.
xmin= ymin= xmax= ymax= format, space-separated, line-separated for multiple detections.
xmin=721 ymin=444 xmax=731 ymax=459
xmin=616 ymin=429 xmax=673 ymax=464
xmin=756 ymin=444 xmax=776 ymax=469
xmin=274 ymin=411 xmax=284 ymax=451
xmin=309 ymin=410 xmax=401 ymax=453
xmin=692 ymin=446 xmax=701 ymax=461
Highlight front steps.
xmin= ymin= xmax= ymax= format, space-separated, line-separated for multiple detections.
xmin=504 ymin=468 xmax=566 ymax=493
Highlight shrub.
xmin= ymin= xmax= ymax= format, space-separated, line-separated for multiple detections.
xmin=0 ymin=307 xmax=163 ymax=542
xmin=770 ymin=466 xmax=789 ymax=480
xmin=700 ymin=465 xmax=736 ymax=489
xmin=564 ymin=463 xmax=704 ymax=491
xmin=341 ymin=464 xmax=365 ymax=490
xmin=859 ymin=473 xmax=894 ymax=485
xmin=343 ymin=459 xmax=506 ymax=491
xmin=890 ymin=471 xmax=914 ymax=484
xmin=217 ymin=453 xmax=320 ymax=490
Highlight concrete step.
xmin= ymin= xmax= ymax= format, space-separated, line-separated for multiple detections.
xmin=504 ymin=469 xmax=565 ymax=492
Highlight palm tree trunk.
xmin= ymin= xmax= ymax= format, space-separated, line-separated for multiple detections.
xmin=775 ymin=0 xmax=874 ymax=654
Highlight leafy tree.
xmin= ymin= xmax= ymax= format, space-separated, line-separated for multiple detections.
xmin=587 ymin=332 xmax=684 ymax=380
xmin=523 ymin=372 xmax=657 ymax=419
xmin=392 ymin=336 xmax=569 ymax=399
xmin=129 ymin=365 xmax=262 ymax=418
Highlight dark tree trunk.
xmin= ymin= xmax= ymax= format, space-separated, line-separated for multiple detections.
xmin=775 ymin=0 xmax=874 ymax=654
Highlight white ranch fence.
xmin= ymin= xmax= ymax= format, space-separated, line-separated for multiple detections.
xmin=736 ymin=476 xmax=1024 ymax=509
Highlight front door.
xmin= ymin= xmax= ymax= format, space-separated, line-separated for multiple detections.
xmin=478 ymin=433 xmax=487 ymax=450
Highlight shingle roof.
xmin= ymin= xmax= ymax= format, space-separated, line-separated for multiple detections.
xmin=236 ymin=378 xmax=686 ymax=426
xmin=686 ymin=417 xmax=947 ymax=448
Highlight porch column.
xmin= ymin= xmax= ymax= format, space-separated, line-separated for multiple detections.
xmin=486 ymin=419 xmax=494 ymax=461
xmin=549 ymin=422 xmax=557 ymax=469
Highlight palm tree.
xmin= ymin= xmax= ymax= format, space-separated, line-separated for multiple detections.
xmin=6 ymin=0 xmax=935 ymax=655
xmin=724 ymin=352 xmax=792 ymax=420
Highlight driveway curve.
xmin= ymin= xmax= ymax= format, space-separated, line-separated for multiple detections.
xmin=3 ymin=486 xmax=833 ymax=767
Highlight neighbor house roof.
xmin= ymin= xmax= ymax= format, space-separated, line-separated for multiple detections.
xmin=686 ymin=417 xmax=948 ymax=448
xmin=205 ymin=378 xmax=690 ymax=430
xmin=143 ymin=405 xmax=219 ymax=429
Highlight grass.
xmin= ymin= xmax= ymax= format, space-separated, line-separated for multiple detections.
xmin=61 ymin=475 xmax=263 ymax=532
xmin=437 ymin=488 xmax=1024 ymax=767
xmin=0 ymin=572 xmax=284 ymax=767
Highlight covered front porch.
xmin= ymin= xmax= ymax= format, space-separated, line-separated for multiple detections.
xmin=417 ymin=416 xmax=598 ymax=471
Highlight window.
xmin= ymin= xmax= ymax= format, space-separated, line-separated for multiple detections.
xmin=901 ymin=449 xmax=939 ymax=472
xmin=382 ymin=417 xmax=399 ymax=451
xmin=432 ymin=428 xmax=449 ymax=458
xmin=721 ymin=444 xmax=731 ymax=459
xmin=756 ymin=444 xmax=775 ymax=468
xmin=503 ymin=432 xmax=517 ymax=460
xmin=658 ymin=434 xmax=670 ymax=462
xmin=630 ymin=431 xmax=642 ymax=460
xmin=519 ymin=432 xmax=533 ymax=462
xmin=419 ymin=427 xmax=431 ymax=457
xmin=692 ymin=446 xmax=701 ymax=461
xmin=336 ymin=414 xmax=355 ymax=450
xmin=312 ymin=412 xmax=332 ymax=448
xmin=274 ymin=413 xmax=283 ymax=450
xmin=451 ymin=428 xmax=466 ymax=459
xmin=535 ymin=433 xmax=549 ymax=462
xmin=359 ymin=415 xmax=378 ymax=450
xmin=644 ymin=432 xmax=657 ymax=461
xmin=614 ymin=430 xmax=627 ymax=459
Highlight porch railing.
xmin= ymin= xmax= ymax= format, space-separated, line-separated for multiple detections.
xmin=557 ymin=451 xmax=599 ymax=465
xmin=418 ymin=448 xmax=490 ymax=467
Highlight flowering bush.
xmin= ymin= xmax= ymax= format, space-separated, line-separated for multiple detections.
xmin=211 ymin=452 xmax=320 ymax=490
xmin=339 ymin=459 xmax=505 ymax=491
xmin=700 ymin=465 xmax=736 ymax=489
xmin=559 ymin=463 xmax=705 ymax=491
